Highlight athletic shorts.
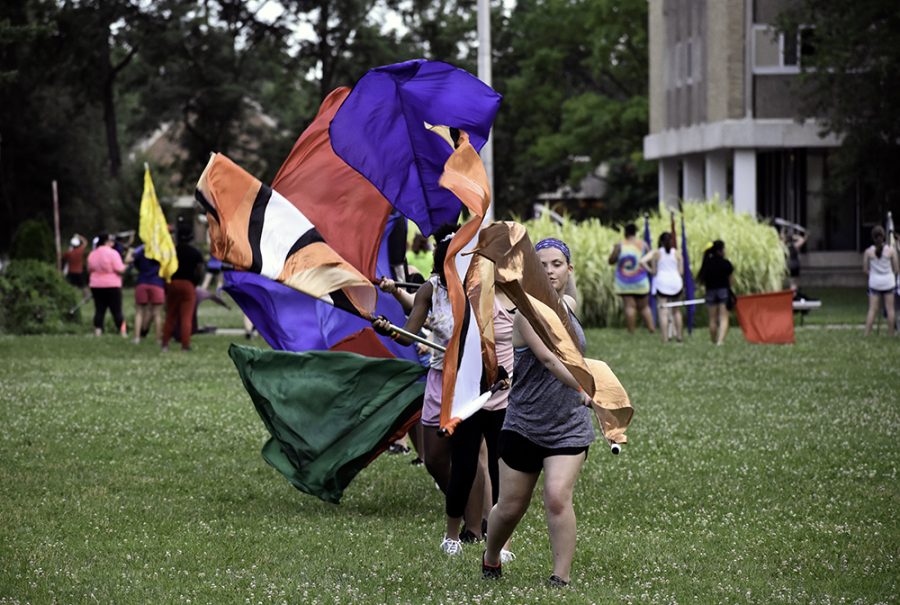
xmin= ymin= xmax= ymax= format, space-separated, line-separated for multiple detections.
xmin=135 ymin=284 xmax=165 ymax=305
xmin=498 ymin=430 xmax=589 ymax=474
xmin=656 ymin=290 xmax=683 ymax=301
xmin=705 ymin=287 xmax=730 ymax=305
xmin=421 ymin=368 xmax=443 ymax=427
xmin=868 ymin=287 xmax=895 ymax=295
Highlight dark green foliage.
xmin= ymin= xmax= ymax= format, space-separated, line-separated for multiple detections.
xmin=0 ymin=259 xmax=80 ymax=334
xmin=9 ymin=219 xmax=55 ymax=263
xmin=492 ymin=0 xmax=654 ymax=221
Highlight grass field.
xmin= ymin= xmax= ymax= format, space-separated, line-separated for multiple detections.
xmin=1 ymin=306 xmax=897 ymax=604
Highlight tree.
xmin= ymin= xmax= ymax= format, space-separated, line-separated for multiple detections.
xmin=778 ymin=0 xmax=900 ymax=221
xmin=490 ymin=0 xmax=654 ymax=221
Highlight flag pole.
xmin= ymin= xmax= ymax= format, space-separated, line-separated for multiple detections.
xmin=52 ymin=180 xmax=61 ymax=272
xmin=386 ymin=323 xmax=447 ymax=353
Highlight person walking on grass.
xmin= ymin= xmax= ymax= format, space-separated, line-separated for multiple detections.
xmin=697 ymin=240 xmax=733 ymax=346
xmin=62 ymin=234 xmax=89 ymax=299
xmin=863 ymin=226 xmax=898 ymax=337
xmin=641 ymin=231 xmax=684 ymax=343
xmin=131 ymin=244 xmax=165 ymax=345
xmin=482 ymin=238 xmax=594 ymax=588
xmin=87 ymin=233 xmax=127 ymax=337
xmin=161 ymin=222 xmax=204 ymax=352
xmin=374 ymin=224 xmax=484 ymax=555
xmin=609 ymin=223 xmax=654 ymax=334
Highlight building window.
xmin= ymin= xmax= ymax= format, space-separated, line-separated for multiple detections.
xmin=752 ymin=25 xmax=814 ymax=74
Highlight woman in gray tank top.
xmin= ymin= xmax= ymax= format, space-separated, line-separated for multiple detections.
xmin=482 ymin=238 xmax=595 ymax=587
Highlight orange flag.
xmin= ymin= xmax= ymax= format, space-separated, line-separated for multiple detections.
xmin=474 ymin=221 xmax=633 ymax=445
xmin=735 ymin=290 xmax=795 ymax=344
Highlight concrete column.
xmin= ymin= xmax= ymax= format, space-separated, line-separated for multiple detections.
xmin=659 ymin=158 xmax=680 ymax=210
xmin=705 ymin=150 xmax=728 ymax=202
xmin=733 ymin=149 xmax=757 ymax=214
xmin=683 ymin=154 xmax=704 ymax=201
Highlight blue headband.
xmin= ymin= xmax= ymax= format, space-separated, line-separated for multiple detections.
xmin=535 ymin=238 xmax=571 ymax=263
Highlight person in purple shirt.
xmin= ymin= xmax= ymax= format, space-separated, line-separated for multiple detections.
xmin=132 ymin=245 xmax=165 ymax=344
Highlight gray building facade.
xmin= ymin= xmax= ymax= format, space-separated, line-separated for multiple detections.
xmin=643 ymin=0 xmax=863 ymax=284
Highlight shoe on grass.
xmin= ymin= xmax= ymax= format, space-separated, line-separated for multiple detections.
xmin=459 ymin=529 xmax=482 ymax=544
xmin=548 ymin=574 xmax=569 ymax=588
xmin=440 ymin=536 xmax=462 ymax=556
xmin=500 ymin=549 xmax=516 ymax=564
xmin=482 ymin=551 xmax=501 ymax=579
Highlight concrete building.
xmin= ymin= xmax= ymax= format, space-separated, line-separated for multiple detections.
xmin=643 ymin=0 xmax=863 ymax=286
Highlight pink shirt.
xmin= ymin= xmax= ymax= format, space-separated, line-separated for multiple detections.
xmin=88 ymin=246 xmax=125 ymax=288
xmin=483 ymin=301 xmax=514 ymax=412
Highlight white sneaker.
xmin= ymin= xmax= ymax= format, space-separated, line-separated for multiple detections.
xmin=500 ymin=549 xmax=516 ymax=564
xmin=440 ymin=536 xmax=463 ymax=556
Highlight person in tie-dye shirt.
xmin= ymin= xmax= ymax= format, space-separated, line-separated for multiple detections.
xmin=608 ymin=223 xmax=654 ymax=334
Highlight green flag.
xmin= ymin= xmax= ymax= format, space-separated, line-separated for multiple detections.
xmin=229 ymin=345 xmax=426 ymax=503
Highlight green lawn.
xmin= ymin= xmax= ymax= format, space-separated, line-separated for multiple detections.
xmin=1 ymin=322 xmax=897 ymax=603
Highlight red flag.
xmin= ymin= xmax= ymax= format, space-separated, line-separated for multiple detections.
xmin=735 ymin=291 xmax=795 ymax=344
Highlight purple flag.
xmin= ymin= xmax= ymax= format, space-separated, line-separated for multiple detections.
xmin=681 ymin=214 xmax=696 ymax=334
xmin=329 ymin=59 xmax=502 ymax=237
xmin=643 ymin=215 xmax=657 ymax=327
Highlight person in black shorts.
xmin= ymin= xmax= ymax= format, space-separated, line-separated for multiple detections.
xmin=697 ymin=240 xmax=734 ymax=345
xmin=481 ymin=238 xmax=595 ymax=588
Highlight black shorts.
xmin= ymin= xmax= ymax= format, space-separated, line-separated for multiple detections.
xmin=66 ymin=272 xmax=86 ymax=288
xmin=498 ymin=430 xmax=588 ymax=474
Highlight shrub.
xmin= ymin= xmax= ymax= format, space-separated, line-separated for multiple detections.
xmin=10 ymin=219 xmax=56 ymax=264
xmin=0 ymin=260 xmax=81 ymax=334
xmin=523 ymin=200 xmax=786 ymax=326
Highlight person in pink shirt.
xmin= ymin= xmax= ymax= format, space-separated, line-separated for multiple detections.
xmin=87 ymin=233 xmax=127 ymax=337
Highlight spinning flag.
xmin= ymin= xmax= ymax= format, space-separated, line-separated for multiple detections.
xmin=681 ymin=214 xmax=696 ymax=333
xmin=230 ymin=345 xmax=427 ymax=504
xmin=643 ymin=214 xmax=657 ymax=327
xmin=195 ymin=152 xmax=376 ymax=320
xmin=475 ymin=222 xmax=633 ymax=445
xmin=330 ymin=59 xmax=502 ymax=237
xmin=437 ymin=131 xmax=498 ymax=434
xmin=138 ymin=165 xmax=177 ymax=281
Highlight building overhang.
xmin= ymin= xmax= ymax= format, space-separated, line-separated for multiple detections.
xmin=643 ymin=119 xmax=842 ymax=160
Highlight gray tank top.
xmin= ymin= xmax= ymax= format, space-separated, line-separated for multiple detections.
xmin=503 ymin=308 xmax=596 ymax=449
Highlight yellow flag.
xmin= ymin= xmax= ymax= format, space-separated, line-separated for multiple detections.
xmin=139 ymin=166 xmax=178 ymax=281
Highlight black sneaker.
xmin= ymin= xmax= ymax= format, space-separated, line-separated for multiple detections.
xmin=410 ymin=457 xmax=424 ymax=466
xmin=482 ymin=551 xmax=501 ymax=580
xmin=387 ymin=443 xmax=410 ymax=455
xmin=548 ymin=575 xmax=569 ymax=588
xmin=459 ymin=529 xmax=482 ymax=544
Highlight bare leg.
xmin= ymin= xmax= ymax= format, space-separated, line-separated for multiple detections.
xmin=542 ymin=453 xmax=586 ymax=583
xmin=657 ymin=300 xmax=670 ymax=343
xmin=708 ymin=305 xmax=718 ymax=343
xmin=623 ymin=296 xmax=637 ymax=333
xmin=484 ymin=461 xmax=540 ymax=566
xmin=151 ymin=305 xmax=164 ymax=343
xmin=884 ymin=292 xmax=896 ymax=337
xmin=864 ymin=293 xmax=880 ymax=336
xmin=716 ymin=303 xmax=729 ymax=345
xmin=133 ymin=304 xmax=145 ymax=344
xmin=638 ymin=296 xmax=655 ymax=333
xmin=673 ymin=307 xmax=684 ymax=342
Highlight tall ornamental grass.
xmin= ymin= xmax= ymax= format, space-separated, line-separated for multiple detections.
xmin=524 ymin=200 xmax=786 ymax=326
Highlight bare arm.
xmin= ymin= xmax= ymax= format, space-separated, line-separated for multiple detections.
xmin=512 ymin=311 xmax=591 ymax=405
xmin=892 ymin=249 xmax=900 ymax=275
xmin=676 ymin=250 xmax=684 ymax=275
xmin=378 ymin=277 xmax=415 ymax=312
xmin=373 ymin=281 xmax=432 ymax=344
xmin=639 ymin=250 xmax=656 ymax=275
xmin=608 ymin=243 xmax=621 ymax=265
